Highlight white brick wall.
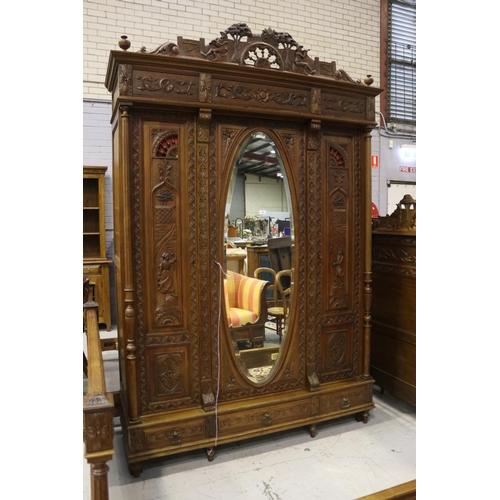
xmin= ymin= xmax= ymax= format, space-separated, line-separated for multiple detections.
xmin=83 ymin=0 xmax=381 ymax=101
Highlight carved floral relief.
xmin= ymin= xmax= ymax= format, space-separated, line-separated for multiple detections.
xmin=152 ymin=133 xmax=182 ymax=326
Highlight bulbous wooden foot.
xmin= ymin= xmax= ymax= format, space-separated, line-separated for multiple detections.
xmin=129 ymin=462 xmax=143 ymax=477
xmin=309 ymin=424 xmax=317 ymax=437
xmin=207 ymin=447 xmax=215 ymax=462
xmin=355 ymin=410 xmax=370 ymax=424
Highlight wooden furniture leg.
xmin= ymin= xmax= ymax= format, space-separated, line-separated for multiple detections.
xmin=129 ymin=462 xmax=143 ymax=478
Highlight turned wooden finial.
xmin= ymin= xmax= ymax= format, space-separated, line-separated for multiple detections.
xmin=119 ymin=35 xmax=131 ymax=51
xmin=364 ymin=74 xmax=374 ymax=85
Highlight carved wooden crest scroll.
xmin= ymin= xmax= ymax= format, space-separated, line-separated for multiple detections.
xmin=134 ymin=23 xmax=372 ymax=84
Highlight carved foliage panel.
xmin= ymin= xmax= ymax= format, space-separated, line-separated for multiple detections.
xmin=149 ymin=126 xmax=183 ymax=328
xmin=325 ymin=137 xmax=352 ymax=312
xmin=133 ymin=69 xmax=198 ymax=102
xmin=320 ymin=325 xmax=354 ymax=376
xmin=321 ymin=92 xmax=367 ymax=120
xmin=146 ymin=346 xmax=190 ymax=407
xmin=212 ymin=78 xmax=310 ymax=111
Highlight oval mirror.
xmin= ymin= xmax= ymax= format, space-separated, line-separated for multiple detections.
xmin=223 ymin=131 xmax=294 ymax=383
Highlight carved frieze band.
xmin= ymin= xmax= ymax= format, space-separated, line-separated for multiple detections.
xmin=322 ymin=94 xmax=366 ymax=117
xmin=214 ymin=83 xmax=308 ymax=109
xmin=123 ymin=68 xmax=370 ymax=122
xmin=373 ymin=246 xmax=416 ymax=265
xmin=322 ymin=313 xmax=354 ymax=325
xmin=135 ymin=73 xmax=196 ymax=96
xmin=372 ymin=263 xmax=416 ymax=277
xmin=146 ymin=334 xmax=190 ymax=345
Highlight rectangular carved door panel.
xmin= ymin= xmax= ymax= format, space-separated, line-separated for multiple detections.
xmin=319 ymin=132 xmax=362 ymax=382
xmin=132 ymin=115 xmax=201 ymax=413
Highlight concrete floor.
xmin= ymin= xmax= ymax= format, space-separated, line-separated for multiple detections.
xmin=83 ymin=331 xmax=416 ymax=500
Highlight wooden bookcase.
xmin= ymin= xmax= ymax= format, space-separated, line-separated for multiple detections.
xmin=83 ymin=166 xmax=112 ymax=331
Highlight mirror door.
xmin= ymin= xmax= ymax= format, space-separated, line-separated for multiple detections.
xmin=223 ymin=131 xmax=294 ymax=383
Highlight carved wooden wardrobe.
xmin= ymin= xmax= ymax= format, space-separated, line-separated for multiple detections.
xmin=105 ymin=23 xmax=382 ymax=476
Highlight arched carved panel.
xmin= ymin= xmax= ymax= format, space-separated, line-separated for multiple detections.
xmin=326 ymin=142 xmax=351 ymax=312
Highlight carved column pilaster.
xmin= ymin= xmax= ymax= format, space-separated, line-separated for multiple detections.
xmin=197 ymin=108 xmax=216 ymax=411
xmin=362 ymin=129 xmax=372 ymax=378
xmin=306 ymin=119 xmax=321 ymax=391
xmin=120 ymin=104 xmax=140 ymax=422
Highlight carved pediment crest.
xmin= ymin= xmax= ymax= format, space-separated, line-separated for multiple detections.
xmin=131 ymin=24 xmax=371 ymax=84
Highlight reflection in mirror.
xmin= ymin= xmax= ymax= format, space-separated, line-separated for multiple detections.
xmin=224 ymin=131 xmax=294 ymax=383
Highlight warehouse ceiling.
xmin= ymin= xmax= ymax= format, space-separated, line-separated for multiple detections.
xmin=235 ymin=133 xmax=282 ymax=179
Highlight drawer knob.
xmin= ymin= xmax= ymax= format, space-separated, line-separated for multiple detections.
xmin=262 ymin=413 xmax=273 ymax=426
xmin=341 ymin=397 xmax=350 ymax=409
xmin=169 ymin=430 xmax=182 ymax=445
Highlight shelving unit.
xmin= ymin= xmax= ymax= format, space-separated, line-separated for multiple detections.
xmin=83 ymin=166 xmax=112 ymax=331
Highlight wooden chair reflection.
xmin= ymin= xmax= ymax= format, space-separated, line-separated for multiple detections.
xmin=253 ymin=268 xmax=292 ymax=343
xmin=267 ymin=236 xmax=292 ymax=290
xmin=267 ymin=236 xmax=292 ymax=272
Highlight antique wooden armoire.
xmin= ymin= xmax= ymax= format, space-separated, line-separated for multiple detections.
xmin=105 ymin=24 xmax=382 ymax=476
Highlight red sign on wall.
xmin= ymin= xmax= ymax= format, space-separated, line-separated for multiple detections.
xmin=371 ymin=155 xmax=379 ymax=168
xmin=400 ymin=166 xmax=416 ymax=173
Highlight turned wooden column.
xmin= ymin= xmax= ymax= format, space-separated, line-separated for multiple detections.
xmin=119 ymin=104 xmax=140 ymax=422
xmin=362 ymin=129 xmax=373 ymax=378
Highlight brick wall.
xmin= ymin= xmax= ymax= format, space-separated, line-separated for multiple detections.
xmin=83 ymin=0 xmax=381 ymax=101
